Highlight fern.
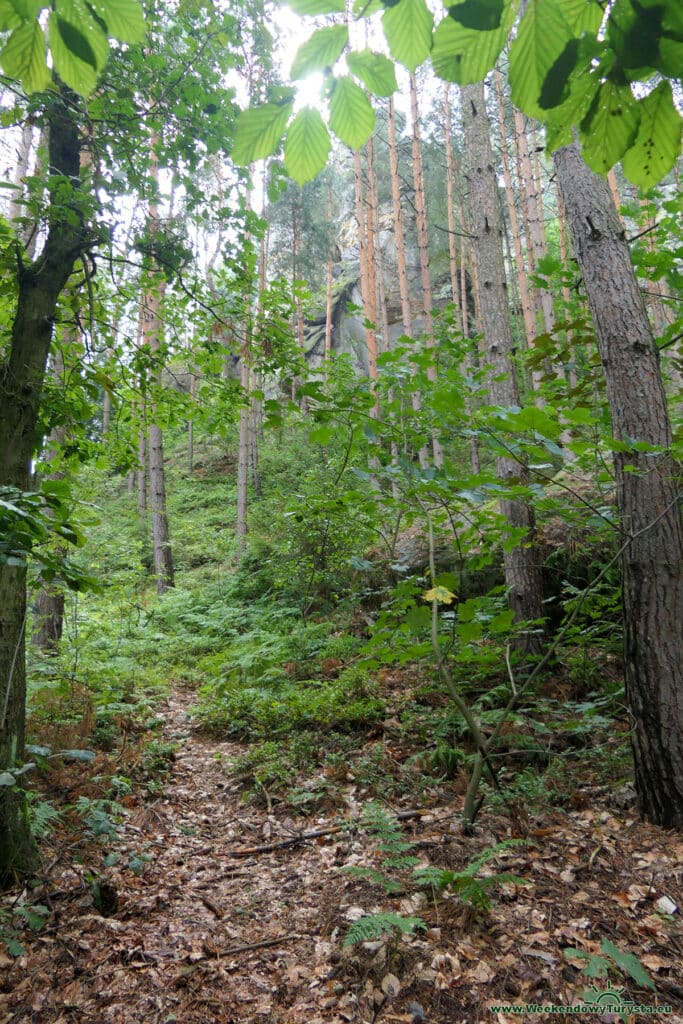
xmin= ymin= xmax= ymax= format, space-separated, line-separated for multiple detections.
xmin=343 ymin=912 xmax=426 ymax=948
xmin=414 ymin=839 xmax=530 ymax=911
xmin=27 ymin=794 xmax=61 ymax=838
xmin=360 ymin=801 xmax=420 ymax=870
xmin=340 ymin=802 xmax=420 ymax=894
xmin=340 ymin=865 xmax=404 ymax=894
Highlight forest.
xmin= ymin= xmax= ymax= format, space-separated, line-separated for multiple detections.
xmin=0 ymin=0 xmax=682 ymax=1020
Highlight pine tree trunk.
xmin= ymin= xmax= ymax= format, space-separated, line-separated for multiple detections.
xmin=148 ymin=421 xmax=174 ymax=593
xmin=462 ymin=81 xmax=545 ymax=654
xmin=137 ymin=426 xmax=147 ymax=515
xmin=387 ymin=97 xmax=413 ymax=340
xmin=141 ymin=141 xmax=174 ymax=595
xmin=0 ymin=92 xmax=85 ymax=882
xmin=513 ymin=110 xmax=553 ymax=335
xmin=410 ymin=73 xmax=443 ymax=467
xmin=325 ymin=181 xmax=334 ymax=362
xmin=443 ymin=83 xmax=464 ymax=335
xmin=142 ymin=282 xmax=174 ymax=593
xmin=494 ymin=72 xmax=536 ymax=352
xmin=353 ymin=147 xmax=378 ymax=379
xmin=235 ymin=355 xmax=250 ymax=550
xmin=444 ymin=85 xmax=480 ymax=474
xmin=554 ymin=141 xmax=683 ymax=826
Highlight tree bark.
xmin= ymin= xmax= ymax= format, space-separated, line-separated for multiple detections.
xmin=324 ymin=180 xmax=334 ymax=363
xmin=31 ymin=344 xmax=68 ymax=653
xmin=461 ymin=81 xmax=545 ymax=654
xmin=554 ymin=141 xmax=683 ymax=827
xmin=494 ymin=73 xmax=536 ymax=353
xmin=410 ymin=73 xmax=443 ymax=468
xmin=387 ymin=97 xmax=413 ymax=341
xmin=353 ymin=147 xmax=378 ymax=379
xmin=0 ymin=91 xmax=86 ymax=882
xmin=444 ymin=85 xmax=480 ymax=474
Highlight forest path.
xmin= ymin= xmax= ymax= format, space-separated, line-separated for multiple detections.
xmin=44 ymin=684 xmax=354 ymax=1023
xmin=3 ymin=685 xmax=683 ymax=1024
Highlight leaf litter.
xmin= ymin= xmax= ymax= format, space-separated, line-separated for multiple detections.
xmin=1 ymin=686 xmax=682 ymax=1024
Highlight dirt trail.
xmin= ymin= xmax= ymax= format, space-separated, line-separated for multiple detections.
xmin=2 ymin=687 xmax=683 ymax=1024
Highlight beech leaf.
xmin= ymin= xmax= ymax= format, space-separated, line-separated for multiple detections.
xmin=329 ymin=76 xmax=375 ymax=149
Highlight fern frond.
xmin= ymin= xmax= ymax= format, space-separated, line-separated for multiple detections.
xmin=343 ymin=911 xmax=426 ymax=948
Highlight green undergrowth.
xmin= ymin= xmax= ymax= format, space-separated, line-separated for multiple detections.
xmin=24 ymin=421 xmax=631 ymax=826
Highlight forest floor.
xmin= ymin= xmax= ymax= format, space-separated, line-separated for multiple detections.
xmin=2 ymin=682 xmax=683 ymax=1024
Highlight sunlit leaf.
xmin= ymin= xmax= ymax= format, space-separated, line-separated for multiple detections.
xmin=432 ymin=13 xmax=509 ymax=83
xmin=290 ymin=24 xmax=348 ymax=79
xmin=0 ymin=19 xmax=50 ymax=93
xmin=284 ymin=107 xmax=331 ymax=183
xmin=285 ymin=0 xmax=345 ymax=12
xmin=329 ymin=75 xmax=375 ymax=148
xmin=0 ymin=1 xmax=22 ymax=31
xmin=424 ymin=585 xmax=457 ymax=604
xmin=558 ymin=0 xmax=603 ymax=34
xmin=232 ymin=101 xmax=293 ymax=165
xmin=382 ymin=0 xmax=433 ymax=71
xmin=347 ymin=48 xmax=397 ymax=96
xmin=86 ymin=0 xmax=146 ymax=43
xmin=622 ymin=81 xmax=682 ymax=188
xmin=447 ymin=0 xmax=505 ymax=32
xmin=580 ymin=79 xmax=640 ymax=174
xmin=49 ymin=15 xmax=99 ymax=92
xmin=57 ymin=0 xmax=109 ymax=66
xmin=509 ymin=0 xmax=573 ymax=118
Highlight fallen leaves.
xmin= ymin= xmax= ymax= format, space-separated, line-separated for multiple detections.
xmin=2 ymin=688 xmax=681 ymax=1024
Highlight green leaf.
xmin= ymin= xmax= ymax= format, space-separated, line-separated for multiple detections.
xmin=284 ymin=107 xmax=331 ymax=183
xmin=290 ymin=24 xmax=348 ymax=79
xmin=285 ymin=0 xmax=345 ymax=12
xmin=0 ymin=20 xmax=50 ymax=93
xmin=447 ymin=0 xmax=505 ymax=31
xmin=0 ymin=772 xmax=16 ymax=786
xmin=49 ymin=16 xmax=99 ymax=92
xmin=0 ymin=1 xmax=22 ymax=31
xmin=347 ymin=48 xmax=397 ymax=96
xmin=86 ymin=0 xmax=145 ymax=43
xmin=659 ymin=1 xmax=683 ymax=77
xmin=600 ymin=939 xmax=656 ymax=990
xmin=539 ymin=36 xmax=581 ymax=109
xmin=607 ymin=0 xmax=662 ymax=75
xmin=382 ymin=0 xmax=433 ymax=71
xmin=432 ymin=12 xmax=509 ymax=83
xmin=622 ymin=81 xmax=682 ymax=189
xmin=544 ymin=55 xmax=600 ymax=150
xmin=56 ymin=0 xmax=109 ymax=66
xmin=558 ymin=0 xmax=603 ymax=35
xmin=353 ymin=0 xmax=383 ymax=14
xmin=329 ymin=75 xmax=375 ymax=148
xmin=232 ymin=101 xmax=293 ymax=165
xmin=308 ymin=424 xmax=335 ymax=445
xmin=579 ymin=79 xmax=640 ymax=175
xmin=509 ymin=0 xmax=573 ymax=119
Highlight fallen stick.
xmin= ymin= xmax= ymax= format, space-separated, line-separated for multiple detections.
xmin=204 ymin=934 xmax=305 ymax=957
xmin=227 ymin=808 xmax=427 ymax=857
